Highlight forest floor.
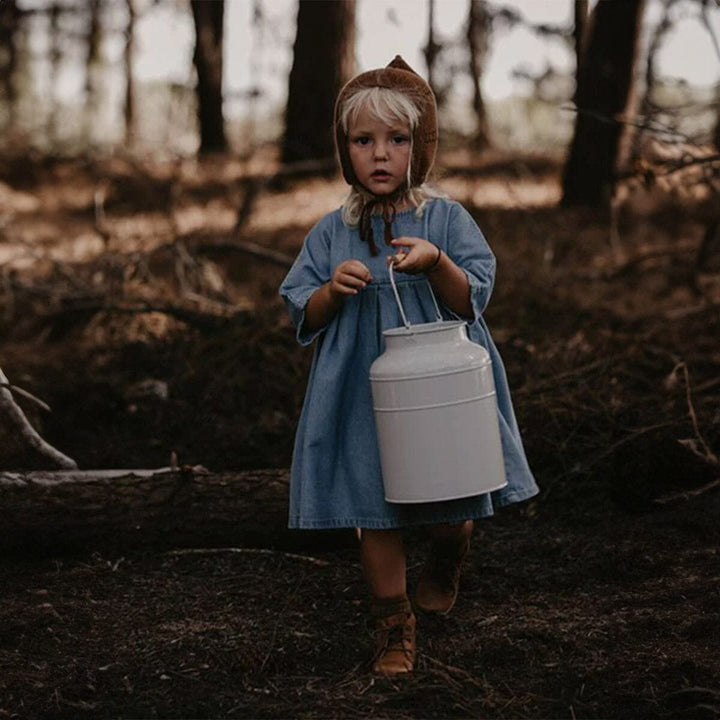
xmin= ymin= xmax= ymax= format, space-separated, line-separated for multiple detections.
xmin=0 ymin=147 xmax=719 ymax=719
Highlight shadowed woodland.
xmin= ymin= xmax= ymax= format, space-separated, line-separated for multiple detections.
xmin=1 ymin=0 xmax=720 ymax=718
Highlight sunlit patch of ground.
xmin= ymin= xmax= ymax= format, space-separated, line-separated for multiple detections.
xmin=441 ymin=174 xmax=562 ymax=209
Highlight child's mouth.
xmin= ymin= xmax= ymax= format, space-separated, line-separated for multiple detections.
xmin=372 ymin=171 xmax=391 ymax=179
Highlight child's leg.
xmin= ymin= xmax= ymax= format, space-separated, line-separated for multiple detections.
xmin=360 ymin=529 xmax=415 ymax=675
xmin=426 ymin=519 xmax=473 ymax=545
xmin=415 ymin=520 xmax=473 ymax=615
xmin=360 ymin=529 xmax=406 ymax=598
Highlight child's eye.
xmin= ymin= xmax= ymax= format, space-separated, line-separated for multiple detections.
xmin=353 ymin=136 xmax=371 ymax=146
xmin=392 ymin=135 xmax=410 ymax=145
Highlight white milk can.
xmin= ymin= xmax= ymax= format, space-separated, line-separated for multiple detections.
xmin=369 ymin=264 xmax=507 ymax=503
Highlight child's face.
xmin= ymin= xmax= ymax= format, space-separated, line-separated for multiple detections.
xmin=347 ymin=108 xmax=411 ymax=196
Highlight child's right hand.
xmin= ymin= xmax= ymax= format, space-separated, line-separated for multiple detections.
xmin=330 ymin=260 xmax=373 ymax=298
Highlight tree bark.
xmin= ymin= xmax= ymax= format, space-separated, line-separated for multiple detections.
xmin=561 ymin=0 xmax=646 ymax=207
xmin=47 ymin=3 xmax=62 ymax=142
xmin=0 ymin=468 xmax=355 ymax=555
xmin=424 ymin=0 xmax=440 ymax=98
xmin=573 ymin=0 xmax=588 ymax=83
xmin=84 ymin=0 xmax=103 ymax=141
xmin=123 ymin=0 xmax=136 ymax=146
xmin=699 ymin=0 xmax=720 ymax=150
xmin=467 ymin=0 xmax=491 ymax=151
xmin=282 ymin=0 xmax=355 ymax=166
xmin=0 ymin=0 xmax=20 ymax=130
xmin=0 ymin=368 xmax=77 ymax=471
xmin=190 ymin=0 xmax=227 ymax=153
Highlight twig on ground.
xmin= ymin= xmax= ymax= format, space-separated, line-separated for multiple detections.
xmin=654 ymin=478 xmax=720 ymax=505
xmin=515 ymin=359 xmax=608 ymax=396
xmin=673 ymin=362 xmax=718 ymax=464
xmin=164 ymin=547 xmax=331 ymax=567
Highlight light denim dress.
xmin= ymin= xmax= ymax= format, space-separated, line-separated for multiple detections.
xmin=279 ymin=198 xmax=538 ymax=529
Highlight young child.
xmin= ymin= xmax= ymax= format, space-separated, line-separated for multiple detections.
xmin=279 ymin=56 xmax=538 ymax=676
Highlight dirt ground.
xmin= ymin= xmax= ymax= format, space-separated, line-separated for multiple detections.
xmin=1 ymin=149 xmax=719 ymax=719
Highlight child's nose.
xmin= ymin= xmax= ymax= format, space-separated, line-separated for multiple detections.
xmin=374 ymin=141 xmax=389 ymax=159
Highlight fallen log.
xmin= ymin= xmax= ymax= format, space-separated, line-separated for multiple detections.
xmin=0 ymin=467 xmax=355 ymax=556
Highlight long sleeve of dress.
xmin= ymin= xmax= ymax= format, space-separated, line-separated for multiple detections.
xmin=445 ymin=202 xmax=496 ymax=321
xmin=279 ymin=217 xmax=332 ymax=346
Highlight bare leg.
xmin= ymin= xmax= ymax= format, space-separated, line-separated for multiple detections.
xmin=360 ymin=528 xmax=406 ymax=598
xmin=427 ymin=519 xmax=473 ymax=544
xmin=360 ymin=529 xmax=415 ymax=675
xmin=415 ymin=520 xmax=473 ymax=614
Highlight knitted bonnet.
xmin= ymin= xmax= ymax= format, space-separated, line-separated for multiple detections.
xmin=333 ymin=56 xmax=438 ymax=255
xmin=334 ymin=55 xmax=438 ymax=191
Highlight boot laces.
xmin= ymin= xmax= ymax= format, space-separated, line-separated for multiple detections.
xmin=372 ymin=613 xmax=413 ymax=659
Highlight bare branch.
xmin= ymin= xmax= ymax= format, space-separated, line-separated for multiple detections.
xmin=0 ymin=383 xmax=52 ymax=412
xmin=0 ymin=368 xmax=77 ymax=470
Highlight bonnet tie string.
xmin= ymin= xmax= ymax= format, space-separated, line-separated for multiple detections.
xmin=358 ymin=196 xmax=398 ymax=257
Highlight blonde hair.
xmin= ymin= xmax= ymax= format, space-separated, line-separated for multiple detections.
xmin=338 ymin=86 xmax=444 ymax=226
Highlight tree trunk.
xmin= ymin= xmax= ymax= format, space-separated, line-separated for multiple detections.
xmin=424 ymin=0 xmax=440 ymax=98
xmin=124 ymin=0 xmax=136 ymax=146
xmin=631 ymin=0 xmax=675 ymax=162
xmin=467 ymin=0 xmax=491 ymax=151
xmin=190 ymin=0 xmax=227 ymax=154
xmin=84 ymin=0 xmax=103 ymax=142
xmin=573 ymin=0 xmax=588 ymax=82
xmin=282 ymin=0 xmax=355 ymax=166
xmin=699 ymin=0 xmax=720 ymax=150
xmin=561 ymin=0 xmax=645 ymax=207
xmin=0 ymin=0 xmax=20 ymax=130
xmin=47 ymin=3 xmax=62 ymax=143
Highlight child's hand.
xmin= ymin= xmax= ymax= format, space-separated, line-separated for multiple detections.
xmin=330 ymin=260 xmax=373 ymax=298
xmin=388 ymin=237 xmax=441 ymax=275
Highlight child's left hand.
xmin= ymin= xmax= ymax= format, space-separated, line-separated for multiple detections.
xmin=388 ymin=237 xmax=440 ymax=275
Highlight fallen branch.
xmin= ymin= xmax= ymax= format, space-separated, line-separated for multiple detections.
xmin=622 ymin=301 xmax=720 ymax=322
xmin=164 ymin=547 xmax=330 ymax=567
xmin=574 ymin=241 xmax=698 ymax=281
xmin=672 ymin=361 xmax=718 ymax=464
xmin=198 ymin=239 xmax=295 ymax=268
xmin=0 ymin=467 xmax=197 ymax=487
xmin=0 ymin=367 xmax=76 ymax=470
xmin=0 ymin=382 xmax=51 ymax=412
xmin=654 ymin=477 xmax=720 ymax=505
xmin=45 ymin=300 xmax=249 ymax=330
xmin=0 ymin=467 xmax=356 ymax=555
xmin=515 ymin=359 xmax=608 ymax=396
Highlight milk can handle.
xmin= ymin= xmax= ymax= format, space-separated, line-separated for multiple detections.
xmin=388 ymin=260 xmax=443 ymax=330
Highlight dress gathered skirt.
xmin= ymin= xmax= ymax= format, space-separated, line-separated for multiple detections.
xmin=279 ymin=198 xmax=539 ymax=529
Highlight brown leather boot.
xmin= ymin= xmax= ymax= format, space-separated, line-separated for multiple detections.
xmin=369 ymin=595 xmax=416 ymax=675
xmin=414 ymin=535 xmax=470 ymax=615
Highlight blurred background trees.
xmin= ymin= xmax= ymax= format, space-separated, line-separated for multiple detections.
xmin=282 ymin=0 xmax=355 ymax=166
xmin=0 ymin=0 xmax=718 ymax=208
xmin=561 ymin=0 xmax=646 ymax=206
xmin=190 ymin=0 xmax=227 ymax=152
